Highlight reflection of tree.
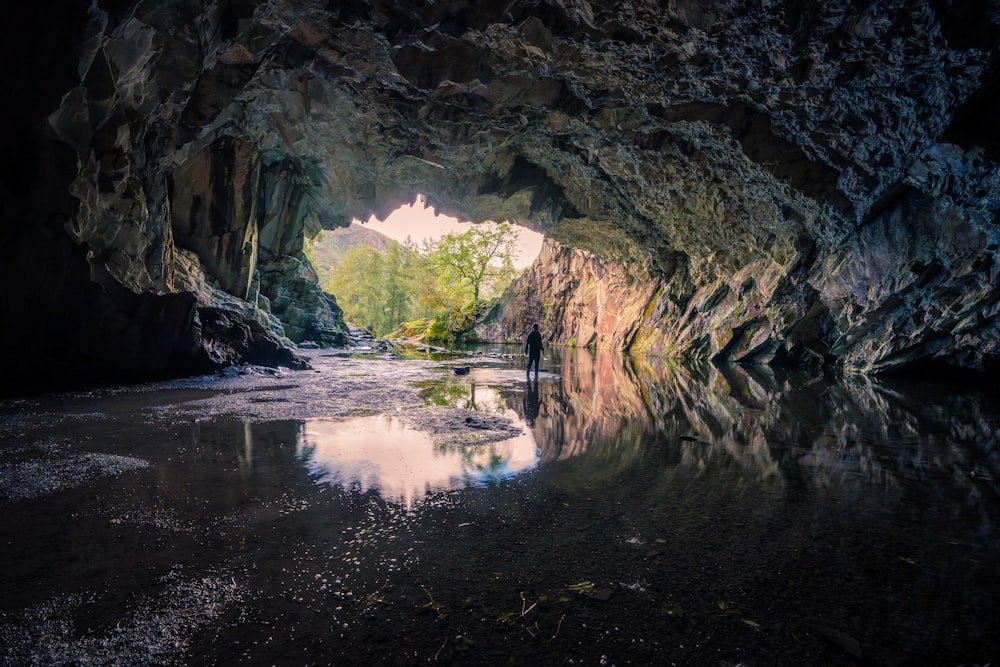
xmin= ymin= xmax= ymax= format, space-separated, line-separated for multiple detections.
xmin=467 ymin=383 xmax=477 ymax=412
xmin=417 ymin=378 xmax=512 ymax=415
xmin=434 ymin=441 xmax=515 ymax=483
xmin=415 ymin=380 xmax=470 ymax=407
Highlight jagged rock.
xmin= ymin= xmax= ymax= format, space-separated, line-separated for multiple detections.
xmin=194 ymin=307 xmax=308 ymax=371
xmin=170 ymin=136 xmax=260 ymax=300
xmin=256 ymin=254 xmax=347 ymax=346
xmin=2 ymin=0 xmax=999 ymax=391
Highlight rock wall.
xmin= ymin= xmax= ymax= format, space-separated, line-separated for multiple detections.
xmin=485 ymin=187 xmax=1000 ymax=376
xmin=2 ymin=0 xmax=1000 ymax=391
xmin=478 ymin=238 xmax=663 ymax=352
xmin=170 ymin=136 xmax=261 ymax=300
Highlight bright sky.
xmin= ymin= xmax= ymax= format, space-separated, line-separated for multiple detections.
xmin=358 ymin=196 xmax=544 ymax=269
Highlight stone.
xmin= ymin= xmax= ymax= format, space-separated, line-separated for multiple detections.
xmin=170 ymin=136 xmax=260 ymax=299
xmin=2 ymin=0 xmax=1000 ymax=391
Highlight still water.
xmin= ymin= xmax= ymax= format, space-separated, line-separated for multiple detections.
xmin=299 ymin=412 xmax=538 ymax=509
xmin=1 ymin=347 xmax=998 ymax=666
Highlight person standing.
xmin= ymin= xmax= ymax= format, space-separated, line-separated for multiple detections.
xmin=525 ymin=323 xmax=544 ymax=378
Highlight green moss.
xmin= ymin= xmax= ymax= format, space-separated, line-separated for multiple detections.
xmin=568 ymin=337 xmax=577 ymax=347
xmin=395 ymin=318 xmax=432 ymax=338
xmin=424 ymin=317 xmax=456 ymax=345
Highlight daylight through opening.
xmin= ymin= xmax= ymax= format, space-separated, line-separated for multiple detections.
xmin=306 ymin=196 xmax=544 ymax=341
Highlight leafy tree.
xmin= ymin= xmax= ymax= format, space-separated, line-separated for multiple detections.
xmin=429 ymin=222 xmax=519 ymax=305
xmin=381 ymin=243 xmax=414 ymax=329
xmin=327 ymin=246 xmax=392 ymax=334
xmin=324 ymin=221 xmax=521 ymax=340
xmin=327 ymin=245 xmax=414 ymax=334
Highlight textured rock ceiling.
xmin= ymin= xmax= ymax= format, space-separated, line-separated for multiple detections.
xmin=2 ymin=0 xmax=999 ymax=391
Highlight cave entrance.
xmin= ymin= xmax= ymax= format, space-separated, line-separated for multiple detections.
xmin=306 ymin=196 xmax=543 ymax=339
xmin=358 ymin=195 xmax=544 ymax=268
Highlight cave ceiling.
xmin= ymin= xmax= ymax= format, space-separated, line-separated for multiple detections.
xmin=3 ymin=0 xmax=1000 ymax=389
xmin=159 ymin=0 xmax=999 ymax=274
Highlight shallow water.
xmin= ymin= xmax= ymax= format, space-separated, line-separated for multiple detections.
xmin=299 ymin=413 xmax=538 ymax=509
xmin=1 ymin=347 xmax=999 ymax=666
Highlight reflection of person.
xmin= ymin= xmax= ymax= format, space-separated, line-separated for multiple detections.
xmin=525 ymin=323 xmax=544 ymax=378
xmin=523 ymin=378 xmax=541 ymax=426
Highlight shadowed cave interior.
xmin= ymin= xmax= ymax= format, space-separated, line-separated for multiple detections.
xmin=2 ymin=0 xmax=1000 ymax=394
xmin=4 ymin=4 xmax=1000 ymax=666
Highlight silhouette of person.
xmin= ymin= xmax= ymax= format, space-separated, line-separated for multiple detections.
xmin=523 ymin=378 xmax=541 ymax=426
xmin=524 ymin=323 xmax=544 ymax=378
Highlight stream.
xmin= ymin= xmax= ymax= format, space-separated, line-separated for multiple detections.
xmin=1 ymin=346 xmax=998 ymax=665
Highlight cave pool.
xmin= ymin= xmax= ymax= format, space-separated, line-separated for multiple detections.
xmin=1 ymin=346 xmax=998 ymax=666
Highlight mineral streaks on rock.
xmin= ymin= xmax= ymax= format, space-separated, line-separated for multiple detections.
xmin=2 ymin=0 xmax=999 ymax=390
xmin=170 ymin=136 xmax=261 ymax=300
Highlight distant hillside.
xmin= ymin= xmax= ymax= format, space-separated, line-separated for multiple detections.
xmin=305 ymin=223 xmax=398 ymax=286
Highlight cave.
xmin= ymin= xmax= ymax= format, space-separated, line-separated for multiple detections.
xmin=3 ymin=3 xmax=1000 ymax=664
xmin=2 ymin=0 xmax=999 ymax=395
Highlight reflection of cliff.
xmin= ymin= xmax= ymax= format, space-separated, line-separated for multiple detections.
xmin=532 ymin=350 xmax=1000 ymax=513
xmin=526 ymin=350 xmax=787 ymax=492
xmin=632 ymin=358 xmax=785 ymax=486
xmin=531 ymin=349 xmax=649 ymax=464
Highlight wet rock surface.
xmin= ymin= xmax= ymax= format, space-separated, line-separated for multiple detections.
xmin=0 ymin=570 xmax=245 ymax=667
xmin=0 ymin=451 xmax=149 ymax=500
xmin=0 ymin=350 xmax=529 ymax=665
xmin=2 ymin=0 xmax=1000 ymax=388
xmin=1 ymin=348 xmax=999 ymax=665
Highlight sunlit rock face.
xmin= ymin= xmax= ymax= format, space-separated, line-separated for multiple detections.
xmin=2 ymin=0 xmax=999 ymax=391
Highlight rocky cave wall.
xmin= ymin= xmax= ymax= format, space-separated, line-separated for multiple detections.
xmin=2 ymin=0 xmax=1000 ymax=393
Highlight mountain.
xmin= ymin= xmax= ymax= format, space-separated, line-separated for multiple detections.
xmin=306 ymin=223 xmax=398 ymax=286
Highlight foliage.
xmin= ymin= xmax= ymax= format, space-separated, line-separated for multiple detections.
xmin=428 ymin=222 xmax=519 ymax=304
xmin=302 ymin=230 xmax=322 ymax=266
xmin=323 ymin=222 xmax=521 ymax=339
xmin=327 ymin=244 xmax=416 ymax=335
xmin=306 ymin=224 xmax=393 ymax=286
xmin=425 ymin=317 xmax=455 ymax=344
xmin=395 ymin=318 xmax=431 ymax=338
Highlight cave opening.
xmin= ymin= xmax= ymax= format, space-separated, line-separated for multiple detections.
xmin=3 ymin=0 xmax=994 ymax=383
xmin=3 ymin=3 xmax=1000 ymax=666
xmin=307 ymin=194 xmax=544 ymax=339
xmin=355 ymin=195 xmax=544 ymax=270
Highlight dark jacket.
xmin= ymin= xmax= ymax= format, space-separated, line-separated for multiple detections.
xmin=525 ymin=330 xmax=544 ymax=357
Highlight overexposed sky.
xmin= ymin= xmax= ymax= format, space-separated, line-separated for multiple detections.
xmin=358 ymin=196 xmax=544 ymax=269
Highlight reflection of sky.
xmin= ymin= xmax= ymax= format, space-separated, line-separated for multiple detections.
xmin=298 ymin=415 xmax=537 ymax=509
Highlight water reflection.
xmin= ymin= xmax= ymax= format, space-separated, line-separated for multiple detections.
xmin=6 ymin=345 xmax=1000 ymax=665
xmin=383 ymin=345 xmax=1000 ymax=522
xmin=523 ymin=378 xmax=541 ymax=426
xmin=296 ymin=415 xmax=537 ymax=509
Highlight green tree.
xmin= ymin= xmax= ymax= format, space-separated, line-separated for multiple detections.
xmin=429 ymin=222 xmax=519 ymax=305
xmin=325 ymin=222 xmax=521 ymax=340
xmin=327 ymin=246 xmax=380 ymax=333
xmin=382 ymin=243 xmax=414 ymax=329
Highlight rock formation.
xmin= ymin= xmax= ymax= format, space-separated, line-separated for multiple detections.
xmin=2 ymin=0 xmax=999 ymax=392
